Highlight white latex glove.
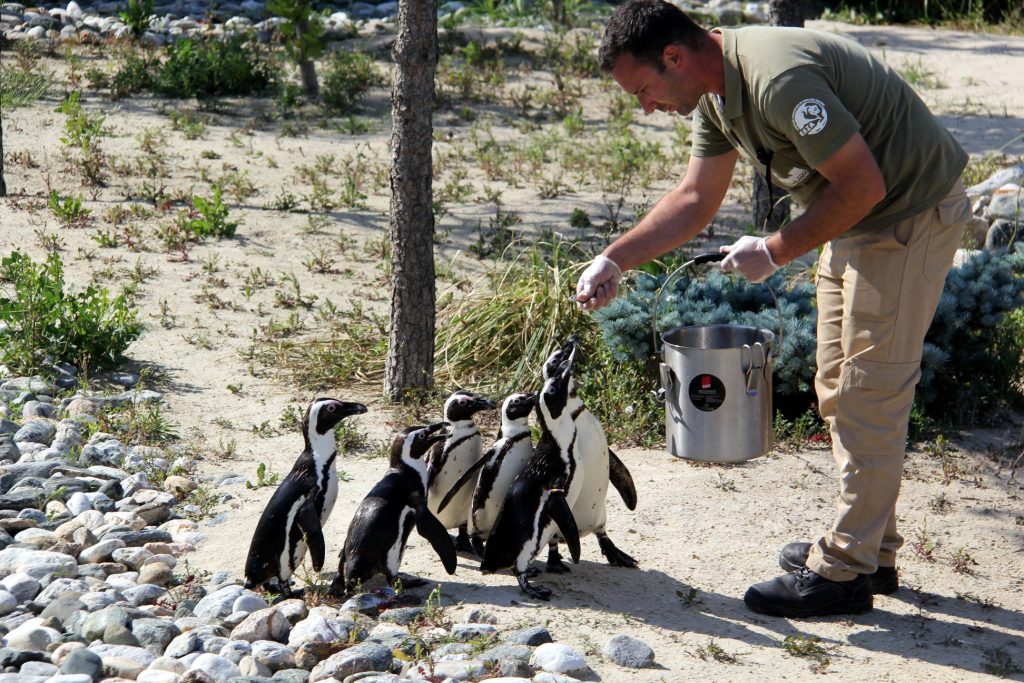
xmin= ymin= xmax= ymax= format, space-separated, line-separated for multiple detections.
xmin=575 ymin=254 xmax=622 ymax=311
xmin=720 ymin=236 xmax=780 ymax=283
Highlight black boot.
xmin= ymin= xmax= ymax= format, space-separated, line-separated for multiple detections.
xmin=744 ymin=567 xmax=873 ymax=618
xmin=779 ymin=542 xmax=899 ymax=595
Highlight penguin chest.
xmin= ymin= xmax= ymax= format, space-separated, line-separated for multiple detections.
xmin=386 ymin=507 xmax=416 ymax=573
xmin=572 ymin=415 xmax=610 ymax=527
xmin=474 ymin=440 xmax=531 ymax=536
xmin=430 ymin=434 xmax=482 ymax=529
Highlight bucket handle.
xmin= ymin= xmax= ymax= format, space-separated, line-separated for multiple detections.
xmin=658 ymin=362 xmax=687 ymax=425
xmin=741 ymin=342 xmax=769 ymax=396
xmin=651 ymin=252 xmax=784 ymax=360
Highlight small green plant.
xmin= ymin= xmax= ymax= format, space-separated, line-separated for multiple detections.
xmin=925 ymin=434 xmax=962 ymax=484
xmin=951 ymin=546 xmax=977 ymax=574
xmin=929 ymin=491 xmax=952 ymax=513
xmin=188 ymin=185 xmax=238 ymax=238
xmin=246 ymin=462 xmax=281 ymax=489
xmin=695 ymin=639 xmax=738 ymax=663
xmin=782 ymin=634 xmax=833 ymax=673
xmin=912 ymin=522 xmax=937 ymax=562
xmin=982 ymin=646 xmax=1023 ymax=677
xmin=0 ymin=252 xmax=141 ymax=375
xmin=322 ymin=49 xmax=379 ymax=113
xmin=0 ymin=63 xmax=52 ymax=109
xmin=48 ymin=191 xmax=92 ymax=228
xmin=119 ymin=0 xmax=154 ymax=39
xmin=335 ymin=420 xmax=369 ymax=452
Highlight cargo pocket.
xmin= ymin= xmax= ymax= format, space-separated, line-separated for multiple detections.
xmin=843 ymin=357 xmax=921 ymax=394
xmin=925 ymin=181 xmax=971 ymax=283
xmin=844 ymin=227 xmax=907 ymax=322
xmin=838 ymin=358 xmax=922 ymax=445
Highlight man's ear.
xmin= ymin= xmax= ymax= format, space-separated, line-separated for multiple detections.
xmin=662 ymin=44 xmax=683 ymax=68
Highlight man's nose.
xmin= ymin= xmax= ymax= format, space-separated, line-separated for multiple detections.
xmin=638 ymin=95 xmax=656 ymax=114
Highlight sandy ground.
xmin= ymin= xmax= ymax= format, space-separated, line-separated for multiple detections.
xmin=2 ymin=19 xmax=1024 ymax=682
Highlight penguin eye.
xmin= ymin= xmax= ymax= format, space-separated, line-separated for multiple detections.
xmin=327 ymin=404 xmax=336 ymax=412
xmin=416 ymin=432 xmax=425 ymax=440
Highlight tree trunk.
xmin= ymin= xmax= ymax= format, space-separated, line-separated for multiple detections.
xmin=383 ymin=0 xmax=438 ymax=402
xmin=0 ymin=108 xmax=6 ymax=197
xmin=752 ymin=0 xmax=806 ymax=232
xmin=297 ymin=8 xmax=319 ymax=98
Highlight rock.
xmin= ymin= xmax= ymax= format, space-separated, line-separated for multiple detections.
xmin=232 ymin=593 xmax=268 ymax=615
xmin=79 ymin=538 xmax=126 ymax=564
xmin=65 ymin=492 xmax=92 ymax=516
xmin=131 ymin=618 xmax=181 ymax=655
xmin=20 ymin=660 xmax=58 ymax=676
xmin=104 ymin=623 xmax=142 ymax=646
xmin=273 ymin=600 xmax=307 ymax=625
xmin=92 ymin=643 xmax=157 ymax=677
xmin=602 ymin=634 xmax=655 ymax=668
xmin=0 ymin=548 xmax=78 ymax=579
xmin=377 ymin=607 xmax=421 ymax=625
xmin=250 ymin=640 xmax=295 ymax=672
xmin=532 ymin=674 xmax=582 ymax=683
xmin=478 ymin=644 xmax=533 ymax=677
xmin=138 ymin=669 xmax=179 ymax=683
xmin=287 ymin=614 xmax=352 ymax=648
xmin=504 ymin=625 xmax=552 ymax=646
xmin=966 ymin=164 xmax=1024 ymax=197
xmin=984 ymin=184 xmax=1024 ymax=221
xmin=65 ymin=399 xmax=102 ymax=419
xmin=13 ymin=420 xmax=56 ymax=446
xmin=529 ymin=643 xmax=588 ymax=675
xmin=5 ymin=619 xmax=58 ymax=650
xmin=0 ymin=589 xmax=16 ymax=616
xmin=138 ymin=562 xmax=173 ymax=587
xmin=148 ymin=654 xmax=188 ymax=675
xmin=0 ymin=646 xmax=47 ymax=668
xmin=239 ymin=655 xmax=272 ymax=677
xmin=164 ymin=475 xmax=197 ymax=496
xmin=165 ymin=630 xmax=202 ymax=658
xmin=231 ymin=607 xmax=290 ymax=643
xmin=60 ymin=647 xmax=102 ymax=678
xmin=39 ymin=594 xmax=86 ymax=626
xmin=271 ymin=669 xmax=309 ymax=683
xmin=1 ymin=573 xmax=41 ymax=602
xmin=339 ymin=593 xmax=385 ymax=616
xmin=79 ymin=605 xmax=132 ymax=641
xmin=219 ymin=640 xmax=252 ymax=664
xmin=451 ymin=623 xmax=497 ymax=640
xmin=985 ymin=218 xmax=1018 ymax=251
xmin=294 ymin=642 xmax=345 ymax=671
xmin=103 ymin=529 xmax=173 ymax=547
xmin=35 ymin=577 xmax=89 ymax=605
xmin=190 ymin=653 xmax=241 ymax=683
xmin=194 ymin=585 xmax=248 ymax=619
xmin=309 ymin=651 xmax=373 ymax=682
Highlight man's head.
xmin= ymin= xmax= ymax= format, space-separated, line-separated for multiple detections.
xmin=598 ymin=0 xmax=708 ymax=74
xmin=599 ymin=0 xmax=714 ymax=116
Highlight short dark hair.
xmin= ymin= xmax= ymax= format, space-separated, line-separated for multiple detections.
xmin=599 ymin=0 xmax=708 ymax=73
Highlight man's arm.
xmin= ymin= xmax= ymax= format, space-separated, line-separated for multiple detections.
xmin=764 ymin=133 xmax=886 ymax=266
xmin=577 ymin=149 xmax=739 ymax=310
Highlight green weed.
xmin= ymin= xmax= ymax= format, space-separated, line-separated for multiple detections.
xmin=246 ymin=462 xmax=282 ymax=489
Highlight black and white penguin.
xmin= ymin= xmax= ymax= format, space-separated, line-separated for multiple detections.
xmin=542 ymin=336 xmax=638 ymax=571
xmin=329 ymin=422 xmax=457 ymax=596
xmin=426 ymin=390 xmax=497 ymax=551
xmin=481 ymin=350 xmax=581 ymax=600
xmin=244 ymin=398 xmax=368 ymax=594
xmin=437 ymin=392 xmax=536 ymax=557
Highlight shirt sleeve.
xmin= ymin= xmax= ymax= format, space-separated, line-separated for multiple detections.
xmin=762 ymin=67 xmax=861 ymax=168
xmin=690 ymin=102 xmax=735 ymax=158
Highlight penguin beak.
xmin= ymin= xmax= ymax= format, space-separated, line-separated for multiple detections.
xmin=338 ymin=402 xmax=368 ymax=417
xmin=559 ymin=346 xmax=577 ymax=381
xmin=426 ymin=421 xmax=450 ymax=446
xmin=476 ymin=396 xmax=498 ymax=412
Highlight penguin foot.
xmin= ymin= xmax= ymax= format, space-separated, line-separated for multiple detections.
xmin=455 ymin=526 xmax=475 ymax=554
xmin=598 ymin=533 xmax=639 ymax=568
xmin=524 ymin=566 xmax=541 ymax=578
xmin=394 ymin=574 xmax=429 ymax=589
xmin=545 ymin=546 xmax=572 ymax=574
xmin=469 ymin=534 xmax=486 ymax=559
xmin=516 ymin=573 xmax=553 ymax=601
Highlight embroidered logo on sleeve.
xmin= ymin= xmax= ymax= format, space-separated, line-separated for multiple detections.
xmin=792 ymin=99 xmax=828 ymax=136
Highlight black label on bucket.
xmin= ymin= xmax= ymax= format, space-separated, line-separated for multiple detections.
xmin=689 ymin=374 xmax=726 ymax=412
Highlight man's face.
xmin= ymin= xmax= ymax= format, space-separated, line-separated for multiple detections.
xmin=611 ymin=48 xmax=702 ymax=117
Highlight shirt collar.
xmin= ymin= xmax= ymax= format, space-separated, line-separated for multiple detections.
xmin=711 ymin=27 xmax=744 ymax=121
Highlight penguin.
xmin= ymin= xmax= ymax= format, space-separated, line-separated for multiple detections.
xmin=437 ymin=392 xmax=536 ymax=557
xmin=481 ymin=348 xmax=581 ymax=601
xmin=541 ymin=336 xmax=639 ymax=572
xmin=426 ymin=390 xmax=497 ymax=551
xmin=244 ymin=398 xmax=368 ymax=595
xmin=329 ymin=422 xmax=457 ymax=596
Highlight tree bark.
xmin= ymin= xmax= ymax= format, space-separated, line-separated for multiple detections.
xmin=0 ymin=108 xmax=6 ymax=197
xmin=752 ymin=0 xmax=806 ymax=232
xmin=383 ymin=0 xmax=438 ymax=402
xmin=297 ymin=7 xmax=319 ymax=98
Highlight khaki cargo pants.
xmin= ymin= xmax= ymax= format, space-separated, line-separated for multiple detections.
xmin=806 ymin=180 xmax=971 ymax=582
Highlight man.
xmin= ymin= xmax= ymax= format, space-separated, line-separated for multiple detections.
xmin=576 ymin=0 xmax=970 ymax=618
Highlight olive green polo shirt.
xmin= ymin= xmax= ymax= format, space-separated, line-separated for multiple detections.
xmin=691 ymin=27 xmax=967 ymax=234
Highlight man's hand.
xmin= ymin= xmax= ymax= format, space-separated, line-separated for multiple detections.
xmin=720 ymin=236 xmax=779 ymax=283
xmin=575 ymin=255 xmax=622 ymax=311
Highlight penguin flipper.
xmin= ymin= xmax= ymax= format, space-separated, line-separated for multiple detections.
xmin=296 ymin=501 xmax=326 ymax=572
xmin=608 ymin=448 xmax=638 ymax=511
xmin=415 ymin=506 xmax=458 ymax=575
xmin=546 ymin=491 xmax=581 ymax=564
xmin=437 ymin=448 xmax=492 ymax=513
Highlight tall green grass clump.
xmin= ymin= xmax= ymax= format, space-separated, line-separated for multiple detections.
xmin=321 ymin=49 xmax=379 ymax=113
xmin=0 ymin=252 xmax=142 ymax=374
xmin=0 ymin=64 xmax=52 ymax=109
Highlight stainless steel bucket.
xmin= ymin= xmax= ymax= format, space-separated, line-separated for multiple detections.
xmin=653 ymin=253 xmax=777 ymax=462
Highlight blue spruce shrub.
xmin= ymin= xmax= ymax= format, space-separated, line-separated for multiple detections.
xmin=595 ymin=269 xmax=818 ymax=398
xmin=918 ymin=242 xmax=1024 ymax=419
